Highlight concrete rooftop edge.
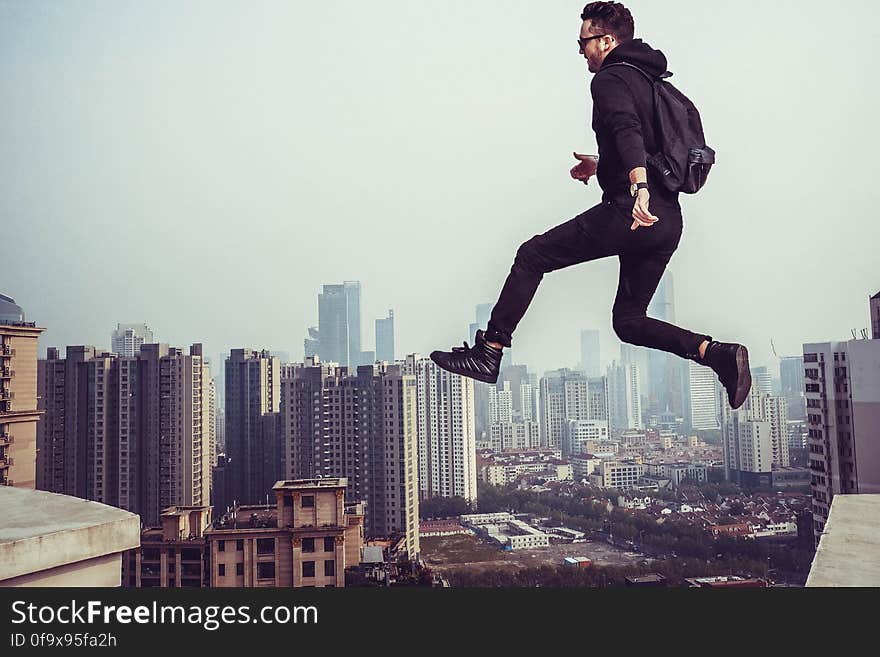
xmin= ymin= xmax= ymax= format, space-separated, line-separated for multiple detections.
xmin=0 ymin=488 xmax=141 ymax=582
xmin=806 ymin=494 xmax=880 ymax=587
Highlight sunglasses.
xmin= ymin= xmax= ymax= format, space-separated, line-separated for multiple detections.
xmin=578 ymin=34 xmax=607 ymax=50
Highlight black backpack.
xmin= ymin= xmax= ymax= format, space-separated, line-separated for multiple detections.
xmin=601 ymin=62 xmax=714 ymax=194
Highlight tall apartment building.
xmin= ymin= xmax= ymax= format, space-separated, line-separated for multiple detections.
xmin=488 ymin=421 xmax=540 ymax=452
xmin=36 ymin=343 xmax=215 ymax=525
xmin=498 ymin=364 xmax=538 ymax=422
xmin=579 ymin=329 xmax=601 ymax=377
xmin=686 ymin=359 xmax=720 ymax=431
xmin=206 ymin=478 xmax=364 ymax=588
xmin=111 ymin=323 xmax=154 ymax=357
xmin=539 ymin=369 xmax=603 ymax=448
xmin=403 ymin=355 xmax=477 ymax=504
xmin=0 ymin=294 xmax=44 ymax=488
xmin=804 ymin=339 xmax=880 ymax=539
xmin=489 ymin=381 xmax=513 ymax=425
xmin=487 ymin=379 xmax=539 ymax=452
xmin=375 ymin=309 xmax=395 ymax=363
xmin=607 ymin=360 xmax=642 ymax=432
xmin=280 ymin=357 xmax=419 ymax=557
xmin=224 ymin=349 xmax=280 ymax=508
xmin=720 ymin=387 xmax=788 ymax=487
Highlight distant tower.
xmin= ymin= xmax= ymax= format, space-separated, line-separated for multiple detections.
xmin=376 ymin=310 xmax=395 ymax=363
xmin=579 ymin=329 xmax=601 ymax=377
xmin=111 ymin=323 xmax=154 ymax=357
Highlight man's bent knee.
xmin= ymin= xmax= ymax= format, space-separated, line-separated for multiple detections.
xmin=513 ymin=238 xmax=543 ymax=273
xmin=612 ymin=315 xmax=646 ymax=344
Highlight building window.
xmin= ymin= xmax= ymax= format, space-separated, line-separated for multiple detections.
xmin=257 ymin=538 xmax=275 ymax=555
xmin=302 ymin=495 xmax=315 ymax=508
xmin=257 ymin=562 xmax=276 ymax=580
xmin=302 ymin=561 xmax=315 ymax=578
xmin=302 ymin=538 xmax=315 ymax=553
xmin=236 ymin=563 xmax=244 ymax=576
xmin=324 ymin=536 xmax=335 ymax=552
xmin=219 ymin=564 xmax=226 ymax=577
xmin=324 ymin=560 xmax=335 ymax=577
xmin=218 ymin=541 xmax=225 ymax=552
xmin=236 ymin=539 xmax=244 ymax=551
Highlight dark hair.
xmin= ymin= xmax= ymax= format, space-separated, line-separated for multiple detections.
xmin=581 ymin=2 xmax=635 ymax=42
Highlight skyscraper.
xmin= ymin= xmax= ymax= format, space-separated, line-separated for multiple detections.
xmin=539 ymin=369 xmax=605 ymax=447
xmin=751 ymin=366 xmax=773 ymax=396
xmin=111 ymin=323 xmax=154 ymax=357
xmin=579 ymin=329 xmax=601 ymax=377
xmin=646 ymin=271 xmax=685 ymax=417
xmin=686 ymin=359 xmax=720 ymax=431
xmin=36 ymin=342 xmax=215 ymax=525
xmin=303 ymin=326 xmax=319 ymax=359
xmin=224 ymin=349 xmax=280 ymax=508
xmin=469 ymin=302 xmax=494 ymax=344
xmin=279 ymin=358 xmax=419 ymax=557
xmin=402 ymin=355 xmax=477 ymax=504
xmin=804 ymin=339 xmax=880 ymax=540
xmin=487 ymin=380 xmax=540 ymax=452
xmin=318 ymin=284 xmax=349 ymax=367
xmin=316 ymin=282 xmax=365 ymax=369
xmin=721 ymin=387 xmax=790 ymax=488
xmin=1 ymin=294 xmax=45 ymax=489
xmin=344 ymin=281 xmax=362 ymax=366
xmin=780 ymin=356 xmax=806 ymax=421
xmin=607 ymin=360 xmax=642 ymax=432
xmin=375 ymin=309 xmax=395 ymax=363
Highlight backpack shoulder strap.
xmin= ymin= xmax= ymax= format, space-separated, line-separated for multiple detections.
xmin=600 ymin=62 xmax=672 ymax=83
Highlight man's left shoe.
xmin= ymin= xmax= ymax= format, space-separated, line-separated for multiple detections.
xmin=429 ymin=329 xmax=502 ymax=384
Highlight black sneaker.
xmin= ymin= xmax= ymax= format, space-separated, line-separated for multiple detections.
xmin=704 ymin=340 xmax=752 ymax=409
xmin=430 ymin=329 xmax=502 ymax=384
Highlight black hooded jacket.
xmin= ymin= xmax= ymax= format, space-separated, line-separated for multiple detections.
xmin=591 ymin=38 xmax=678 ymax=205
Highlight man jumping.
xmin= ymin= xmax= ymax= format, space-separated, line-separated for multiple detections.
xmin=430 ymin=1 xmax=751 ymax=409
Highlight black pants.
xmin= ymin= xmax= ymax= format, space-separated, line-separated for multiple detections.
xmin=485 ymin=198 xmax=710 ymax=361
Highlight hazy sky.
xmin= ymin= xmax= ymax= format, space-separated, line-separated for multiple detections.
xmin=3 ymin=0 xmax=878 ymax=380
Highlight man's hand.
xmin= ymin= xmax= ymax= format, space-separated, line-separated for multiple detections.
xmin=630 ymin=188 xmax=659 ymax=230
xmin=570 ymin=152 xmax=598 ymax=185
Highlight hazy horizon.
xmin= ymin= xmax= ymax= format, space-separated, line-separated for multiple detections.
xmin=3 ymin=0 xmax=878 ymax=380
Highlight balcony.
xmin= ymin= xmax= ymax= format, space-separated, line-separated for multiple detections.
xmin=1 ymin=346 xmax=14 ymax=356
xmin=0 ymin=391 xmax=13 ymax=401
xmin=0 ymin=369 xmax=12 ymax=379
xmin=0 ymin=433 xmax=10 ymax=445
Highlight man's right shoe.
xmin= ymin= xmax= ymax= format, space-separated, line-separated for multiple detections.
xmin=703 ymin=340 xmax=751 ymax=409
xmin=429 ymin=329 xmax=502 ymax=384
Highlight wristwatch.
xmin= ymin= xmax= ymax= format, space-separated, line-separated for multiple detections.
xmin=630 ymin=182 xmax=649 ymax=197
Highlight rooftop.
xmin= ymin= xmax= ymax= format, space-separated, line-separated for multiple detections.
xmin=0 ymin=488 xmax=140 ymax=583
xmin=273 ymin=478 xmax=347 ymax=490
xmin=806 ymin=494 xmax=880 ymax=587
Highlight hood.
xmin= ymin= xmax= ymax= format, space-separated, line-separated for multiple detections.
xmin=600 ymin=38 xmax=669 ymax=77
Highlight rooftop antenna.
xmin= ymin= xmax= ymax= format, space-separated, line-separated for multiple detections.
xmin=851 ymin=329 xmax=858 ymax=339
xmin=861 ymin=328 xmax=869 ymax=340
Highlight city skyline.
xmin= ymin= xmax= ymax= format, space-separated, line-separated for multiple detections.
xmin=3 ymin=1 xmax=878 ymax=379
